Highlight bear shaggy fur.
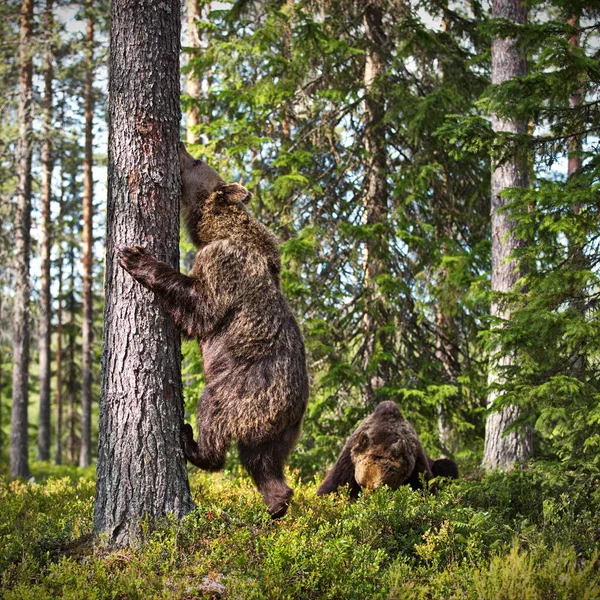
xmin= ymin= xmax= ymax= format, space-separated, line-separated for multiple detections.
xmin=119 ymin=144 xmax=309 ymax=518
xmin=317 ymin=401 xmax=458 ymax=498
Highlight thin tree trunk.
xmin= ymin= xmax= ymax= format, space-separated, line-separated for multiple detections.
xmin=94 ymin=0 xmax=194 ymax=547
xmin=54 ymin=101 xmax=66 ymax=467
xmin=566 ymin=12 xmax=585 ymax=367
xmin=38 ymin=0 xmax=54 ymax=462
xmin=55 ymin=249 xmax=63 ymax=465
xmin=482 ymin=0 xmax=533 ymax=470
xmin=186 ymin=0 xmax=202 ymax=146
xmin=435 ymin=1 xmax=459 ymax=453
xmin=360 ymin=3 xmax=389 ymax=407
xmin=67 ymin=242 xmax=77 ymax=464
xmin=436 ymin=303 xmax=460 ymax=454
xmin=567 ymin=14 xmax=582 ymax=184
xmin=79 ymin=2 xmax=94 ymax=467
xmin=279 ymin=0 xmax=294 ymax=145
xmin=11 ymin=0 xmax=34 ymax=479
xmin=0 ymin=295 xmax=3 ymax=455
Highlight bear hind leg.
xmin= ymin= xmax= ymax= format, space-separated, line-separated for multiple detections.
xmin=238 ymin=421 xmax=300 ymax=519
xmin=181 ymin=423 xmax=227 ymax=472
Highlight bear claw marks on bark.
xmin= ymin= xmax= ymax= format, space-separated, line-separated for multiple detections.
xmin=119 ymin=145 xmax=309 ymax=519
xmin=317 ymin=401 xmax=458 ymax=498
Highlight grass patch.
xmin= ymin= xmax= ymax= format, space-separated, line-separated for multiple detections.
xmin=1 ymin=465 xmax=599 ymax=599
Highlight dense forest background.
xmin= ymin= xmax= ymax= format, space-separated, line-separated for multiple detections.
xmin=1 ymin=0 xmax=600 ymax=596
xmin=1 ymin=0 xmax=598 ymax=477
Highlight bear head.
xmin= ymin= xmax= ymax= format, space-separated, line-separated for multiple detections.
xmin=350 ymin=401 xmax=417 ymax=490
xmin=179 ymin=143 xmax=252 ymax=247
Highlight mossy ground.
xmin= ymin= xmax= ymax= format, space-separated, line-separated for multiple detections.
xmin=1 ymin=463 xmax=599 ymax=599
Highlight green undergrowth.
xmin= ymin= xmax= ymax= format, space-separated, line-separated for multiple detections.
xmin=1 ymin=464 xmax=599 ymax=599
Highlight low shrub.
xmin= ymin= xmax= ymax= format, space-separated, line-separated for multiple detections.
xmin=1 ymin=464 xmax=599 ymax=599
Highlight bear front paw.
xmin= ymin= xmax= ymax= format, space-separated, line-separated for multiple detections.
xmin=118 ymin=246 xmax=159 ymax=287
xmin=118 ymin=245 xmax=148 ymax=272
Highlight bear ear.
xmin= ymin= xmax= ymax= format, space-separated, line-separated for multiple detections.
xmin=355 ymin=431 xmax=370 ymax=452
xmin=218 ymin=182 xmax=252 ymax=205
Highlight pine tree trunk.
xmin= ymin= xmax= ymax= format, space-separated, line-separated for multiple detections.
xmin=67 ymin=246 xmax=77 ymax=464
xmin=360 ymin=3 xmax=389 ymax=407
xmin=567 ymin=14 xmax=582 ymax=183
xmin=94 ymin=0 xmax=194 ymax=546
xmin=11 ymin=0 xmax=34 ymax=479
xmin=436 ymin=303 xmax=459 ymax=454
xmin=186 ymin=0 xmax=202 ymax=146
xmin=38 ymin=0 xmax=54 ymax=462
xmin=482 ymin=0 xmax=533 ymax=470
xmin=79 ymin=3 xmax=94 ymax=468
xmin=435 ymin=1 xmax=459 ymax=454
xmin=0 ymin=295 xmax=4 ymax=455
xmin=55 ymin=249 xmax=63 ymax=465
xmin=566 ymin=12 xmax=585 ymax=363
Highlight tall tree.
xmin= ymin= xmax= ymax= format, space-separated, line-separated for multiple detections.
xmin=38 ymin=0 xmax=54 ymax=462
xmin=10 ymin=0 xmax=34 ymax=479
xmin=66 ymin=238 xmax=78 ymax=463
xmin=55 ymin=248 xmax=63 ymax=465
xmin=360 ymin=2 xmax=391 ymax=408
xmin=94 ymin=0 xmax=194 ymax=546
xmin=79 ymin=0 xmax=94 ymax=467
xmin=185 ymin=0 xmax=202 ymax=146
xmin=482 ymin=0 xmax=533 ymax=469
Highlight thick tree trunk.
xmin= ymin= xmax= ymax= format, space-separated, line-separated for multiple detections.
xmin=94 ymin=0 xmax=194 ymax=546
xmin=79 ymin=3 xmax=94 ymax=468
xmin=482 ymin=0 xmax=533 ymax=470
xmin=11 ymin=0 xmax=34 ymax=479
xmin=360 ymin=3 xmax=389 ymax=407
xmin=38 ymin=0 xmax=54 ymax=462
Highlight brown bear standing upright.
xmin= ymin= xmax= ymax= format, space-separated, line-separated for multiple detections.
xmin=119 ymin=144 xmax=309 ymax=518
xmin=317 ymin=401 xmax=457 ymax=498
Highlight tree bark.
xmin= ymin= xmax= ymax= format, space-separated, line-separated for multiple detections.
xmin=11 ymin=0 xmax=34 ymax=479
xmin=38 ymin=0 xmax=54 ymax=462
xmin=94 ymin=0 xmax=194 ymax=546
xmin=79 ymin=2 xmax=94 ymax=468
xmin=435 ymin=1 xmax=459 ymax=454
xmin=55 ymin=248 xmax=63 ymax=465
xmin=67 ymin=245 xmax=78 ymax=464
xmin=186 ymin=0 xmax=202 ymax=146
xmin=567 ymin=14 xmax=582 ymax=184
xmin=0 ymin=295 xmax=4 ymax=455
xmin=482 ymin=0 xmax=533 ymax=470
xmin=360 ymin=3 xmax=390 ymax=407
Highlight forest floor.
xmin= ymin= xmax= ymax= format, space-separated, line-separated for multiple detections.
xmin=1 ymin=462 xmax=599 ymax=599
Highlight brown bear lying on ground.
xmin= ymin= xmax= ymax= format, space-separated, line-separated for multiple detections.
xmin=316 ymin=401 xmax=458 ymax=498
xmin=119 ymin=144 xmax=309 ymax=518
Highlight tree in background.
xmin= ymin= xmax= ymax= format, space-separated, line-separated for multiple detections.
xmin=10 ymin=0 xmax=34 ymax=479
xmin=482 ymin=0 xmax=533 ymax=469
xmin=79 ymin=0 xmax=95 ymax=468
xmin=38 ymin=0 xmax=55 ymax=462
xmin=185 ymin=0 xmax=204 ymax=146
xmin=93 ymin=0 xmax=194 ymax=546
xmin=0 ymin=0 xmax=21 ymax=461
xmin=480 ymin=0 xmax=600 ymax=466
